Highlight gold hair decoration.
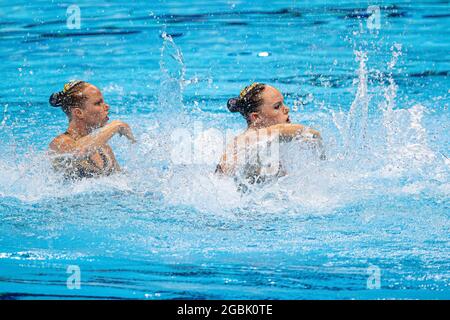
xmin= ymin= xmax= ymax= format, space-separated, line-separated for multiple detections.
xmin=239 ymin=82 xmax=259 ymax=98
xmin=63 ymin=80 xmax=82 ymax=93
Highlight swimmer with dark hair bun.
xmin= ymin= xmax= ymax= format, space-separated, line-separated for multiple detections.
xmin=49 ymin=80 xmax=136 ymax=179
xmin=216 ymin=83 xmax=324 ymax=181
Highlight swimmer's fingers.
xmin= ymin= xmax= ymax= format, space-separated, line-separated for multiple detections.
xmin=124 ymin=128 xmax=137 ymax=143
xmin=116 ymin=122 xmax=137 ymax=143
xmin=296 ymin=136 xmax=320 ymax=144
xmin=300 ymin=128 xmax=321 ymax=139
xmin=128 ymin=134 xmax=137 ymax=144
xmin=296 ymin=135 xmax=327 ymax=159
xmin=119 ymin=131 xmax=137 ymax=143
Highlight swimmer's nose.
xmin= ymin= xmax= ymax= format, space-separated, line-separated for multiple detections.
xmin=104 ymin=103 xmax=110 ymax=112
xmin=283 ymin=105 xmax=290 ymax=114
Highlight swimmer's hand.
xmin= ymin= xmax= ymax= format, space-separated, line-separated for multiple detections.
xmin=297 ymin=128 xmax=326 ymax=160
xmin=298 ymin=127 xmax=321 ymax=142
xmin=111 ymin=120 xmax=137 ymax=143
xmin=269 ymin=124 xmax=326 ymax=160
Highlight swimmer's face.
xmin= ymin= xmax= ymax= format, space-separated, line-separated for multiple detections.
xmin=72 ymin=85 xmax=110 ymax=129
xmin=248 ymin=85 xmax=290 ymax=127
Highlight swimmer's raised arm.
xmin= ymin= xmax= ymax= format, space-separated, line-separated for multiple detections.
xmin=259 ymin=123 xmax=321 ymax=141
xmin=49 ymin=120 xmax=136 ymax=157
xmin=266 ymin=123 xmax=305 ymax=138
xmin=260 ymin=124 xmax=325 ymax=159
xmin=267 ymin=124 xmax=326 ymax=159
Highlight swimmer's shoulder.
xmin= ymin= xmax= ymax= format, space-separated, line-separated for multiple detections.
xmin=49 ymin=133 xmax=76 ymax=154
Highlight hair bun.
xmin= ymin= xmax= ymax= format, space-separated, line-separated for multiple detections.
xmin=227 ymin=97 xmax=240 ymax=113
xmin=49 ymin=92 xmax=64 ymax=107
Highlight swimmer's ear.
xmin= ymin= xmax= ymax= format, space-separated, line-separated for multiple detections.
xmin=72 ymin=107 xmax=84 ymax=119
xmin=248 ymin=112 xmax=260 ymax=123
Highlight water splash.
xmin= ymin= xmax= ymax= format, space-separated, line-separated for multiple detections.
xmin=158 ymin=31 xmax=186 ymax=114
xmin=344 ymin=50 xmax=370 ymax=156
xmin=0 ymin=46 xmax=447 ymax=215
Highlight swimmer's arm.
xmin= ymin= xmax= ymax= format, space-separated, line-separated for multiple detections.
xmin=267 ymin=123 xmax=305 ymax=138
xmin=49 ymin=121 xmax=135 ymax=157
xmin=266 ymin=124 xmax=326 ymax=159
xmin=266 ymin=124 xmax=321 ymax=141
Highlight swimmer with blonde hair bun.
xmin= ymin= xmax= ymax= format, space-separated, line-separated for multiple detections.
xmin=48 ymin=80 xmax=136 ymax=179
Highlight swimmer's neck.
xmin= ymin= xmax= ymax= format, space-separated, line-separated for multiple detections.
xmin=66 ymin=120 xmax=98 ymax=140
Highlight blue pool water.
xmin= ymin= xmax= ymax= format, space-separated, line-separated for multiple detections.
xmin=0 ymin=0 xmax=449 ymax=299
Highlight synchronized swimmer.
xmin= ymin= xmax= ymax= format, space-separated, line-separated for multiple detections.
xmin=48 ymin=80 xmax=323 ymax=183
xmin=216 ymin=83 xmax=324 ymax=185
xmin=48 ymin=80 xmax=136 ymax=179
